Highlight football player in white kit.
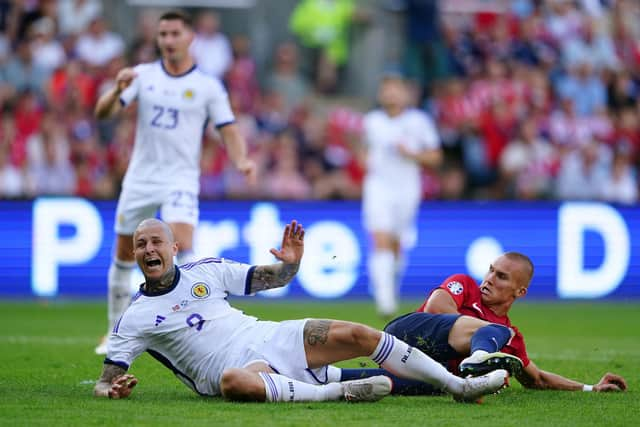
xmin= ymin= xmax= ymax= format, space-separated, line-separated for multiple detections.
xmin=93 ymin=11 xmax=256 ymax=354
xmin=93 ymin=218 xmax=509 ymax=403
xmin=361 ymin=73 xmax=443 ymax=317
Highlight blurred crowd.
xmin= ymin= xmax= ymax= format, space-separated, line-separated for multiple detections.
xmin=0 ymin=0 xmax=638 ymax=204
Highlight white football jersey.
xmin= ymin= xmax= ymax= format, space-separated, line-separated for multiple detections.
xmin=363 ymin=108 xmax=439 ymax=193
xmin=119 ymin=61 xmax=235 ymax=192
xmin=106 ymin=258 xmax=261 ymax=396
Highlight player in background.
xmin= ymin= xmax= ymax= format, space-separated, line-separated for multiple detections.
xmin=93 ymin=10 xmax=256 ymax=355
xmin=93 ymin=218 xmax=509 ymax=403
xmin=339 ymin=252 xmax=628 ymax=394
xmin=360 ymin=73 xmax=443 ymax=318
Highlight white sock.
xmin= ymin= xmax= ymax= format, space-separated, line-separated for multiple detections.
xmin=108 ymin=259 xmax=136 ymax=332
xmin=259 ymin=372 xmax=344 ymax=402
xmin=326 ymin=365 xmax=342 ymax=383
xmin=370 ymin=332 xmax=464 ymax=395
xmin=369 ymin=250 xmax=397 ymax=315
xmin=177 ymin=249 xmax=197 ymax=265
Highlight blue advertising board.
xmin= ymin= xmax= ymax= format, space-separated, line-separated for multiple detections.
xmin=1 ymin=198 xmax=638 ymax=299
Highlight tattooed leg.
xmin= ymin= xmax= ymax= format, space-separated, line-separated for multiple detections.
xmin=303 ymin=319 xmax=382 ymax=369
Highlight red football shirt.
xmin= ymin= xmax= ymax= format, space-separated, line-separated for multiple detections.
xmin=417 ymin=273 xmax=531 ymax=369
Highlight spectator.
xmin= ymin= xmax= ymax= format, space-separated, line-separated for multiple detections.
xmin=555 ymin=140 xmax=610 ymax=200
xmin=75 ymin=17 xmax=125 ymax=69
xmin=401 ymin=0 xmax=447 ymax=96
xmin=1 ymin=39 xmax=48 ymax=96
xmin=265 ymin=42 xmax=310 ymax=115
xmin=555 ymin=61 xmax=606 ymax=117
xmin=544 ymin=0 xmax=584 ymax=46
xmin=57 ymin=0 xmax=102 ymax=36
xmin=0 ymin=142 xmax=24 ymax=197
xmin=30 ymin=17 xmax=66 ymax=76
xmin=511 ymin=16 xmax=558 ymax=67
xmin=263 ymin=130 xmax=311 ymax=200
xmin=189 ymin=10 xmax=232 ymax=79
xmin=548 ymin=97 xmax=592 ymax=148
xmin=499 ymin=117 xmax=558 ymax=199
xmin=25 ymin=111 xmax=69 ymax=170
xmin=598 ymin=146 xmax=638 ymax=204
xmin=26 ymin=130 xmax=75 ymax=196
xmin=607 ymin=71 xmax=636 ymax=113
xmin=289 ymin=0 xmax=363 ymax=93
xmin=562 ymin=18 xmax=620 ymax=71
xmin=128 ymin=10 xmax=160 ymax=64
xmin=225 ymin=35 xmax=260 ymax=115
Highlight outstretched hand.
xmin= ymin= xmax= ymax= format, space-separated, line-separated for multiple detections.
xmin=108 ymin=374 xmax=138 ymax=399
xmin=270 ymin=220 xmax=304 ymax=265
xmin=594 ymin=373 xmax=627 ymax=392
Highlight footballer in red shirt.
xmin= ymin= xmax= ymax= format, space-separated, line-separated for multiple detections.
xmin=340 ymin=252 xmax=627 ymax=395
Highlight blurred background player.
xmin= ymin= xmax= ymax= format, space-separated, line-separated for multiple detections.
xmin=360 ymin=73 xmax=442 ymax=317
xmin=93 ymin=10 xmax=256 ymax=354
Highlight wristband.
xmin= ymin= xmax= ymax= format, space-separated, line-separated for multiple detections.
xmin=582 ymin=384 xmax=593 ymax=392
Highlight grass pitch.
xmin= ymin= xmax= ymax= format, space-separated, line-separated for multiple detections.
xmin=0 ymin=300 xmax=637 ymax=427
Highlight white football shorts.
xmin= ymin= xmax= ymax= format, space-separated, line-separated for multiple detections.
xmin=362 ymin=178 xmax=420 ymax=245
xmin=114 ymin=184 xmax=199 ymax=234
xmin=238 ymin=319 xmax=332 ymax=385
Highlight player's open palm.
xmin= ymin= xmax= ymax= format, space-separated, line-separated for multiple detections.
xmin=109 ymin=374 xmax=138 ymax=399
xmin=594 ymin=373 xmax=627 ymax=392
xmin=270 ymin=220 xmax=304 ymax=264
xmin=115 ymin=68 xmax=138 ymax=93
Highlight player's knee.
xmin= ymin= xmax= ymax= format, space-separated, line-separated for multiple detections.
xmin=220 ymin=368 xmax=254 ymax=400
xmin=452 ymin=315 xmax=489 ymax=336
xmin=340 ymin=322 xmax=380 ymax=352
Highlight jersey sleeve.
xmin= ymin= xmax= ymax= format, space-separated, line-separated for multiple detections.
xmin=119 ymin=64 xmax=144 ymax=107
xmin=203 ymin=259 xmax=255 ymax=296
xmin=437 ymin=274 xmax=477 ymax=309
xmin=206 ymin=78 xmax=235 ymax=128
xmin=105 ymin=314 xmax=147 ymax=370
xmin=416 ymin=111 xmax=440 ymax=150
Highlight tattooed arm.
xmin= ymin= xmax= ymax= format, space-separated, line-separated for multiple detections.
xmin=250 ymin=220 xmax=305 ymax=294
xmin=94 ymin=364 xmax=138 ymax=399
xmin=250 ymin=262 xmax=300 ymax=292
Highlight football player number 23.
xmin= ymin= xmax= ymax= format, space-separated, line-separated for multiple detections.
xmin=186 ymin=313 xmax=205 ymax=331
xmin=151 ymin=105 xmax=179 ymax=129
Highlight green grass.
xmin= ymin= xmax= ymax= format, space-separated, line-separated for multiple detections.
xmin=0 ymin=300 xmax=638 ymax=426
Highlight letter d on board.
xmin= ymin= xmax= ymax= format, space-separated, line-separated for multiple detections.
xmin=32 ymin=198 xmax=103 ymax=297
xmin=558 ymin=202 xmax=630 ymax=298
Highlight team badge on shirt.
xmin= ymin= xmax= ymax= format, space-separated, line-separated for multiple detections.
xmin=183 ymin=89 xmax=195 ymax=100
xmin=446 ymin=281 xmax=464 ymax=295
xmin=191 ymin=282 xmax=210 ymax=299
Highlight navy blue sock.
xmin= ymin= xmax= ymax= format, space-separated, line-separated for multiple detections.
xmin=339 ymin=368 xmax=442 ymax=396
xmin=470 ymin=324 xmax=511 ymax=353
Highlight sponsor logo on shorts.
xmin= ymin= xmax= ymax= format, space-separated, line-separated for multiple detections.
xmin=447 ymin=281 xmax=464 ymax=295
xmin=191 ymin=282 xmax=210 ymax=299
